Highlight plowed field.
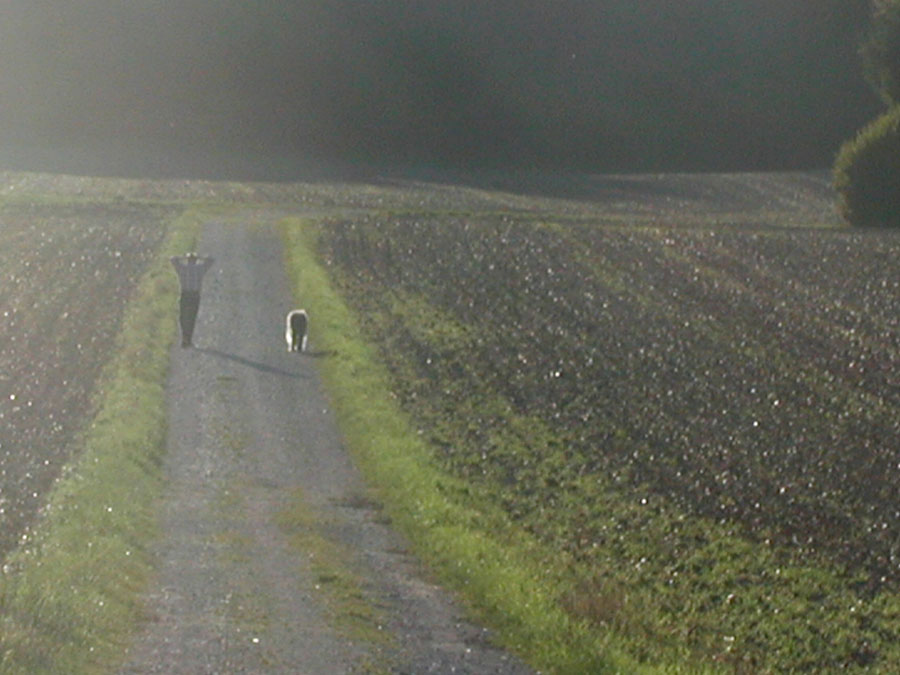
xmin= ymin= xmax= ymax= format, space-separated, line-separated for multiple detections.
xmin=314 ymin=171 xmax=900 ymax=670
xmin=0 ymin=199 xmax=171 ymax=555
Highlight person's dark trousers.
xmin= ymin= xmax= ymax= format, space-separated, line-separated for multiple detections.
xmin=179 ymin=291 xmax=201 ymax=347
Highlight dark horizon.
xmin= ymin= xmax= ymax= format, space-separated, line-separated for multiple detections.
xmin=0 ymin=1 xmax=880 ymax=181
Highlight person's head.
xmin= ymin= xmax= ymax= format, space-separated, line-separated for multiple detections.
xmin=187 ymin=252 xmax=198 ymax=262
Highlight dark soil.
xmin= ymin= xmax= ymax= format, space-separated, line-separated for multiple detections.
xmin=0 ymin=200 xmax=170 ymax=556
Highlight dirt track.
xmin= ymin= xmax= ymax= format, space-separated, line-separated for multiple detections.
xmin=119 ymin=214 xmax=532 ymax=674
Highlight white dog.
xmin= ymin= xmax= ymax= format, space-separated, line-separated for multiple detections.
xmin=285 ymin=309 xmax=309 ymax=352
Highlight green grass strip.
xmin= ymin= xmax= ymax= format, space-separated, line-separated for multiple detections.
xmin=280 ymin=217 xmax=659 ymax=674
xmin=0 ymin=209 xmax=203 ymax=674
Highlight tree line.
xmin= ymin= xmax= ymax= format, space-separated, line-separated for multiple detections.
xmin=0 ymin=0 xmax=882 ymax=176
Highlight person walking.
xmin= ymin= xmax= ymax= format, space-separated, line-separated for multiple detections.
xmin=170 ymin=252 xmax=214 ymax=347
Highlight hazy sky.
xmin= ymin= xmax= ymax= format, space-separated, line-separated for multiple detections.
xmin=0 ymin=1 xmax=879 ymax=177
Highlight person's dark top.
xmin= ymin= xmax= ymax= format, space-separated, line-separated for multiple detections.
xmin=170 ymin=254 xmax=214 ymax=292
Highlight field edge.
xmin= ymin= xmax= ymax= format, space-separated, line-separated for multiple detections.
xmin=0 ymin=208 xmax=203 ymax=674
xmin=279 ymin=216 xmax=661 ymax=674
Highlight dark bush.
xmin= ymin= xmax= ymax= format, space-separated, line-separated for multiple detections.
xmin=834 ymin=105 xmax=900 ymax=228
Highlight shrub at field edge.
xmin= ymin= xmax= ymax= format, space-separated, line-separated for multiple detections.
xmin=834 ymin=105 xmax=900 ymax=228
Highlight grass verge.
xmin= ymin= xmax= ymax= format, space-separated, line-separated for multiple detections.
xmin=0 ymin=208 xmax=204 ymax=674
xmin=280 ymin=217 xmax=654 ymax=674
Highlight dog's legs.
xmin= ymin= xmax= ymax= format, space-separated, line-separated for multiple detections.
xmin=286 ymin=310 xmax=308 ymax=353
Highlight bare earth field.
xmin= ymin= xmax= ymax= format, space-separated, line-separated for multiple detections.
xmin=314 ymin=171 xmax=900 ymax=670
xmin=0 ymin=198 xmax=172 ymax=556
xmin=3 ymin=168 xmax=889 ymax=672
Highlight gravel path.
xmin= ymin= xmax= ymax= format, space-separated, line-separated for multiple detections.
xmin=119 ymin=215 xmax=533 ymax=674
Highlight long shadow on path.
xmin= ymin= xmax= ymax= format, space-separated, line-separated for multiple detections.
xmin=195 ymin=346 xmax=308 ymax=380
